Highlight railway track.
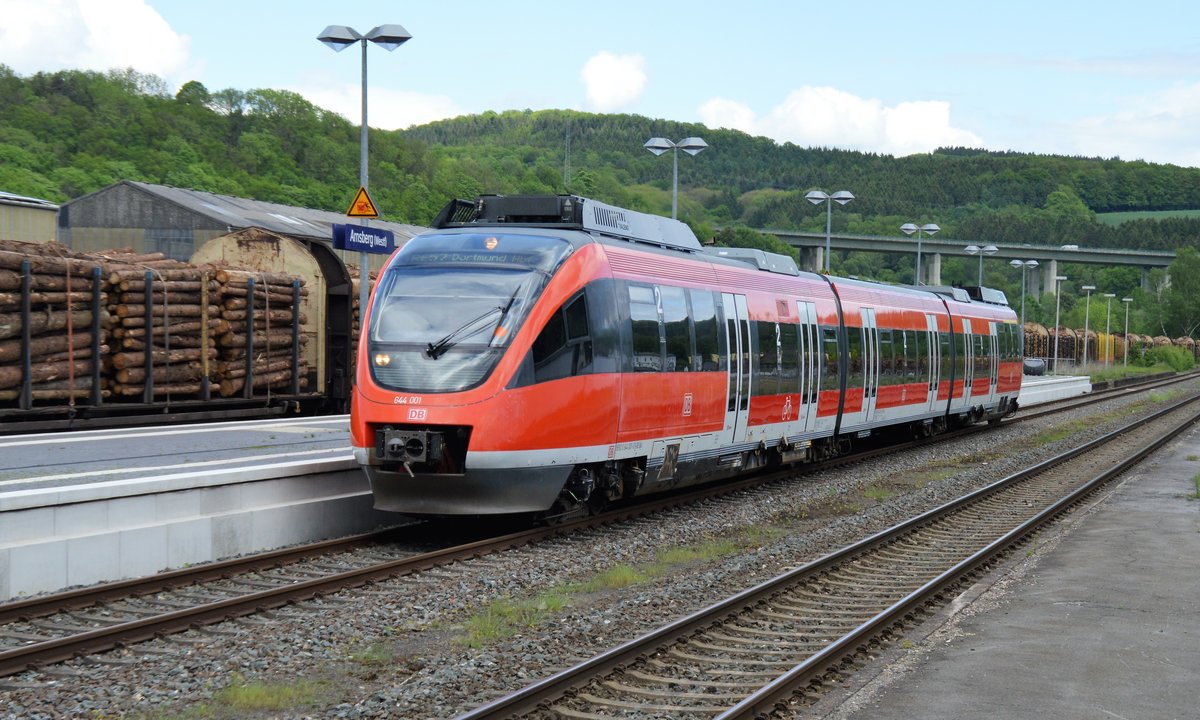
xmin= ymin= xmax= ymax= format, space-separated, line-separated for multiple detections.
xmin=0 ymin=371 xmax=1192 ymax=681
xmin=455 ymin=392 xmax=1200 ymax=719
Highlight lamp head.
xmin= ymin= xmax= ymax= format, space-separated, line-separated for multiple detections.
xmin=318 ymin=25 xmax=361 ymax=51
xmin=364 ymin=24 xmax=412 ymax=51
xmin=644 ymin=137 xmax=674 ymax=156
xmin=805 ymin=190 xmax=830 ymax=205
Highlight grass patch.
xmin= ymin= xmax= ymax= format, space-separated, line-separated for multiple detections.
xmin=462 ymin=591 xmax=571 ymax=648
xmin=460 ymin=524 xmax=787 ymax=648
xmin=1096 ymin=209 xmax=1200 ymax=225
xmin=1037 ymin=418 xmax=1093 ymax=445
xmin=176 ymin=675 xmax=331 ymax=716
xmin=863 ymin=485 xmax=893 ymax=502
xmin=1188 ymin=455 xmax=1198 ymax=462
xmin=1189 ymin=474 xmax=1200 ymax=501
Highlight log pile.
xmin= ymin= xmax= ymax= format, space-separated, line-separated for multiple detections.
xmin=1023 ymin=322 xmax=1049 ymax=358
xmin=0 ymin=241 xmax=109 ymax=402
xmin=102 ymin=251 xmax=221 ymax=399
xmin=212 ymin=266 xmax=309 ymax=397
xmin=1 ymin=240 xmax=310 ymax=410
xmin=1048 ymin=326 xmax=1077 ymax=366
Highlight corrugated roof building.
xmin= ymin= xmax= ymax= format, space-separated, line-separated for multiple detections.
xmin=58 ymin=180 xmax=425 ymax=271
xmin=0 ymin=190 xmax=59 ymax=244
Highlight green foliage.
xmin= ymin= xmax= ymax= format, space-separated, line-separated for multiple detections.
xmin=1136 ymin=345 xmax=1196 ymax=371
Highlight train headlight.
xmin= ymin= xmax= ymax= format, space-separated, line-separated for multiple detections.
xmin=374 ymin=353 xmax=392 ymax=367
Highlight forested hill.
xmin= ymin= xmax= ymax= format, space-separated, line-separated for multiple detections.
xmin=3 ymin=66 xmax=1200 ymax=254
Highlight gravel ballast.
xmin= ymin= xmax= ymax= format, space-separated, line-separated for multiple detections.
xmin=1 ymin=384 xmax=1192 ymax=719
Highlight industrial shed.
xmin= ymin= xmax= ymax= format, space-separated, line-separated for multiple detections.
xmin=57 ymin=180 xmax=425 ymax=270
xmin=0 ymin=190 xmax=59 ymax=243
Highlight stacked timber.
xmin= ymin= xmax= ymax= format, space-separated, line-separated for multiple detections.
xmin=1153 ymin=335 xmax=1172 ymax=347
xmin=102 ymin=251 xmax=221 ymax=399
xmin=0 ymin=240 xmax=110 ymax=402
xmin=212 ymin=266 xmax=309 ymax=397
xmin=1048 ymin=326 xmax=1077 ymax=366
xmin=1075 ymin=328 xmax=1097 ymax=364
xmin=1023 ymin=323 xmax=1048 ymax=358
xmin=1173 ymin=336 xmax=1198 ymax=359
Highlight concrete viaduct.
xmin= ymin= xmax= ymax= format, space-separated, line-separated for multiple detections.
xmin=763 ymin=230 xmax=1174 ymax=297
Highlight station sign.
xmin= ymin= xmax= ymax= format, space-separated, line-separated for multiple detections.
xmin=333 ymin=223 xmax=395 ymax=254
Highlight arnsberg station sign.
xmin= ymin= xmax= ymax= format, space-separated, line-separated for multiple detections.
xmin=332 ymin=223 xmax=395 ymax=255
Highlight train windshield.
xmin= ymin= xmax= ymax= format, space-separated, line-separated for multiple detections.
xmin=367 ymin=232 xmax=572 ymax=393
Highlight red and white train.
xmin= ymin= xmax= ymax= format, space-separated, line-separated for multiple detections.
xmin=350 ymin=195 xmax=1021 ymax=518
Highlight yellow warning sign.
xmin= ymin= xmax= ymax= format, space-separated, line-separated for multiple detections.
xmin=345 ymin=186 xmax=380 ymax=218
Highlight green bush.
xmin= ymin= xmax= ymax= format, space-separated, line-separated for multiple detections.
xmin=1137 ymin=345 xmax=1196 ymax=371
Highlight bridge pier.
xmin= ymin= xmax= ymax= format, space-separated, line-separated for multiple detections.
xmin=925 ymin=252 xmax=942 ymax=286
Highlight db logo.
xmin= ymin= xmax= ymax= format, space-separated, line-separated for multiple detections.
xmin=682 ymin=393 xmax=693 ymax=417
xmin=407 ymin=408 xmax=427 ymax=421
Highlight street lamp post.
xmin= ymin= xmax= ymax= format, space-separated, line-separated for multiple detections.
xmin=806 ymin=190 xmax=854 ymax=273
xmin=318 ymin=22 xmax=412 ymax=319
xmin=1122 ymin=297 xmax=1133 ymax=366
xmin=1103 ymin=293 xmax=1116 ymax=367
xmin=964 ymin=244 xmax=999 ymax=285
xmin=1052 ymin=275 xmax=1067 ymax=374
xmin=1009 ymin=259 xmax=1039 ymax=336
xmin=644 ymin=137 xmax=708 ymax=219
xmin=901 ymin=222 xmax=939 ymax=285
xmin=1080 ymin=285 xmax=1095 ymax=365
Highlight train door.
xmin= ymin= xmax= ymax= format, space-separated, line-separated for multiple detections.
xmin=925 ymin=313 xmax=941 ymax=414
xmin=987 ymin=321 xmax=999 ymax=407
xmin=861 ymin=307 xmax=879 ymax=424
xmin=721 ymin=293 xmax=752 ymax=445
xmin=797 ymin=301 xmax=820 ymax=436
xmin=961 ymin=319 xmax=974 ymax=406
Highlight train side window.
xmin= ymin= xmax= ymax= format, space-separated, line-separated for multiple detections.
xmin=878 ymin=328 xmax=895 ymax=385
xmin=659 ymin=285 xmax=691 ymax=372
xmin=846 ymin=327 xmax=864 ymax=389
xmin=753 ymin=321 xmax=780 ymax=396
xmin=525 ymin=292 xmax=593 ymax=385
xmin=779 ymin=322 xmax=799 ymax=393
xmin=629 ymin=284 xmax=662 ymax=372
xmin=822 ymin=326 xmax=840 ymax=385
xmin=690 ymin=289 xmax=721 ymax=371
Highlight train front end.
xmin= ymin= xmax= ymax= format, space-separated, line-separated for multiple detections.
xmin=350 ymin=213 xmax=581 ymax=514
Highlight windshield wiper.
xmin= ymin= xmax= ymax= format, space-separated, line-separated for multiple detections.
xmin=425 ymin=288 xmax=521 ymax=360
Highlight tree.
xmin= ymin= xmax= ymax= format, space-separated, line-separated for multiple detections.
xmin=1162 ymin=247 xmax=1200 ymax=337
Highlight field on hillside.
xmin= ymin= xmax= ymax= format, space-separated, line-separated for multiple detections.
xmin=1096 ymin=209 xmax=1200 ymax=225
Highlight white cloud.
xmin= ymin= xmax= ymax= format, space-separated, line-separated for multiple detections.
xmin=1065 ymin=81 xmax=1200 ymax=167
xmin=580 ymin=51 xmax=646 ymax=112
xmin=699 ymin=86 xmax=983 ymax=157
xmin=0 ymin=0 xmax=191 ymax=83
xmin=297 ymin=84 xmax=465 ymax=131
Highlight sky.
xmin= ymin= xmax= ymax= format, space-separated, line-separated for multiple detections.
xmin=2 ymin=0 xmax=1200 ymax=167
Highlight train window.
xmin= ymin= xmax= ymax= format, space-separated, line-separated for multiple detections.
xmin=822 ymin=326 xmax=839 ymax=385
xmin=754 ymin=321 xmax=780 ymax=396
xmin=521 ymin=293 xmax=594 ymax=385
xmin=954 ymin=332 xmax=967 ymax=382
xmin=629 ymin=285 xmax=662 ymax=372
xmin=660 ymin=285 xmax=692 ymax=372
xmin=779 ymin=322 xmax=799 ymax=393
xmin=846 ymin=327 xmax=864 ymax=390
xmin=915 ymin=330 xmax=929 ymax=379
xmin=690 ymin=289 xmax=721 ymax=371
xmin=878 ymin=329 xmax=895 ymax=385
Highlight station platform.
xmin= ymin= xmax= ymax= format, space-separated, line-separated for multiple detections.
xmin=827 ymin=420 xmax=1200 ymax=719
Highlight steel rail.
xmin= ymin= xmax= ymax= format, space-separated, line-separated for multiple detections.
xmin=0 ymin=371 xmax=1190 ymax=678
xmin=455 ymin=393 xmax=1200 ymax=719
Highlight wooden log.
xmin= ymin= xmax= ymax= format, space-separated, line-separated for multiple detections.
xmin=216 ymin=329 xmax=296 ymax=349
xmin=119 ymin=319 xmax=228 ymax=338
xmin=0 ymin=359 xmax=93 ymax=390
xmin=221 ymin=308 xmax=300 ymax=323
xmin=0 ymin=250 xmax=103 ymax=275
xmin=116 ymin=362 xmax=206 ymax=384
xmin=0 ymin=331 xmax=100 ymax=364
xmin=215 ymin=357 xmax=295 ymax=379
xmin=111 ymin=346 xmax=217 ymax=370
xmin=117 ymin=291 xmax=202 ymax=305
xmin=218 ymin=368 xmax=300 ymax=397
xmin=111 ymin=382 xmax=203 ymax=397
xmin=0 ymin=290 xmax=107 ymax=308
xmin=221 ymin=292 xmax=301 ymax=309
xmin=0 ymin=309 xmax=104 ymax=341
xmin=214 ymin=268 xmax=300 ymax=286
xmin=0 ymin=269 xmax=98 ymax=293
xmin=0 ymin=387 xmax=110 ymax=401
xmin=42 ymin=345 xmax=107 ymax=363
xmin=118 ymin=279 xmax=219 ymax=293
xmin=107 ymin=268 xmax=207 ymax=283
xmin=217 ymin=344 xmax=307 ymax=361
xmin=119 ymin=334 xmax=208 ymax=351
xmin=114 ymin=304 xmax=220 ymax=319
